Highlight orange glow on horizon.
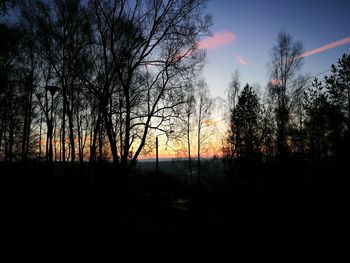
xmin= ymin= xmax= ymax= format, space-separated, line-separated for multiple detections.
xmin=139 ymin=149 xmax=223 ymax=160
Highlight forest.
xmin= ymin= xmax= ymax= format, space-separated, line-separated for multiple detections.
xmin=0 ymin=0 xmax=344 ymax=262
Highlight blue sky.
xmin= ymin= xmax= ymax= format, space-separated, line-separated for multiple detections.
xmin=203 ymin=0 xmax=350 ymax=98
xmin=2 ymin=0 xmax=349 ymax=99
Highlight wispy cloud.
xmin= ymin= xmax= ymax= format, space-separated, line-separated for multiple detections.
xmin=174 ymin=31 xmax=236 ymax=61
xmin=236 ymin=54 xmax=256 ymax=67
xmin=300 ymin=37 xmax=350 ymax=58
xmin=236 ymin=55 xmax=247 ymax=65
xmin=197 ymin=31 xmax=236 ymax=50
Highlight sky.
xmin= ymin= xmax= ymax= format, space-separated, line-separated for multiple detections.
xmin=3 ymin=0 xmax=350 ymax=159
xmin=155 ymin=0 xmax=350 ymax=159
xmin=202 ymin=0 xmax=350 ymax=99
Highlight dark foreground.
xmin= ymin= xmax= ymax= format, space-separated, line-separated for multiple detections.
xmin=1 ymin=161 xmax=330 ymax=262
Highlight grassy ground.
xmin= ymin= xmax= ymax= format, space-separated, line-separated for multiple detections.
xmin=0 ymin=161 xmax=329 ymax=262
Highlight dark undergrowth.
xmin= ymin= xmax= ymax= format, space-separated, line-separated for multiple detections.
xmin=0 ymin=160 xmax=331 ymax=262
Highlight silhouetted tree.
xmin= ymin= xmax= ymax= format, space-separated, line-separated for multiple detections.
xmin=288 ymin=75 xmax=308 ymax=157
xmin=183 ymin=85 xmax=196 ymax=186
xmin=196 ymin=80 xmax=212 ymax=184
xmin=304 ymin=76 xmax=346 ymax=162
xmin=85 ymin=0 xmax=211 ymax=170
xmin=0 ymin=23 xmax=22 ymax=161
xmin=259 ymin=91 xmax=276 ymax=159
xmin=325 ymin=54 xmax=350 ymax=132
xmin=0 ymin=0 xmax=212 ymax=167
xmin=227 ymin=70 xmax=241 ymax=113
xmin=269 ymin=30 xmax=304 ymax=161
xmin=324 ymin=54 xmax=350 ymax=159
xmin=224 ymin=70 xmax=240 ymax=159
xmin=230 ymin=84 xmax=261 ymax=159
xmin=304 ymin=78 xmax=331 ymax=161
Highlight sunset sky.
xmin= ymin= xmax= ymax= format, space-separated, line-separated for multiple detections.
xmin=3 ymin=0 xmax=349 ymax=160
xmin=203 ymin=0 xmax=350 ymax=98
xmin=157 ymin=0 xmax=350 ymax=159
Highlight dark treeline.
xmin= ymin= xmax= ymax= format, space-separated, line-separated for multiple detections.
xmin=224 ymin=31 xmax=350 ymax=167
xmin=1 ymin=1 xmax=348 ymax=172
xmin=0 ymin=0 xmax=211 ymax=168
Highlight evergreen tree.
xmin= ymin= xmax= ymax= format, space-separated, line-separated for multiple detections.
xmin=304 ymin=78 xmax=345 ymax=161
xmin=325 ymin=54 xmax=350 ymax=159
xmin=304 ymin=78 xmax=330 ymax=161
xmin=325 ymin=54 xmax=350 ymax=133
xmin=229 ymin=84 xmax=261 ymax=159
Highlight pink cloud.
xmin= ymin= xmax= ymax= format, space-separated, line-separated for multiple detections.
xmin=300 ymin=37 xmax=350 ymax=58
xmin=236 ymin=54 xmax=256 ymax=67
xmin=197 ymin=31 xmax=236 ymax=50
xmin=173 ymin=31 xmax=236 ymax=62
xmin=236 ymin=55 xmax=247 ymax=65
xmin=270 ymin=38 xmax=350 ymax=86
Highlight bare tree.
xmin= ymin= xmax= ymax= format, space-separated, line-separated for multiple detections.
xmin=224 ymin=70 xmax=241 ymax=159
xmin=268 ymin=30 xmax=304 ymax=160
xmin=259 ymin=89 xmax=276 ymax=159
xmin=196 ymin=79 xmax=212 ymax=185
xmin=1 ymin=0 xmax=211 ymax=167
xmin=85 ymin=0 xmax=211 ymax=170
xmin=180 ymin=83 xmax=196 ymax=186
xmin=21 ymin=0 xmax=91 ymax=163
xmin=0 ymin=23 xmax=26 ymax=161
xmin=0 ymin=24 xmax=14 ymax=160
xmin=227 ymin=70 xmax=241 ymax=112
xmin=288 ymin=75 xmax=308 ymax=156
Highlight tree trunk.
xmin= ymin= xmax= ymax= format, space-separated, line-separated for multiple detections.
xmin=68 ymin=113 xmax=75 ymax=162
xmin=102 ymin=106 xmax=119 ymax=166
xmin=21 ymin=100 xmax=30 ymax=161
xmin=277 ymin=95 xmax=288 ymax=161
xmin=0 ymin=111 xmax=5 ymax=159
xmin=76 ymin=112 xmax=83 ymax=163
xmin=197 ymin=119 xmax=201 ymax=187
xmin=21 ymin=74 xmax=34 ymax=161
xmin=61 ymin=87 xmax=67 ymax=163
xmin=90 ymin=111 xmax=101 ymax=163
xmin=53 ymin=120 xmax=57 ymax=161
xmin=121 ymin=88 xmax=131 ymax=169
xmin=187 ymin=115 xmax=193 ymax=187
xmin=39 ymin=113 xmax=42 ymax=160
xmin=47 ymin=119 xmax=53 ymax=162
xmin=8 ymin=118 xmax=14 ymax=162
xmin=98 ymin=122 xmax=103 ymax=162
